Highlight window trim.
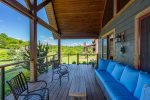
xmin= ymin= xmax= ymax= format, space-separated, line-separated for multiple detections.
xmin=134 ymin=6 xmax=150 ymax=69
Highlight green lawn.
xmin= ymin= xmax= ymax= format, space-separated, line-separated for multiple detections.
xmin=0 ymin=49 xmax=11 ymax=60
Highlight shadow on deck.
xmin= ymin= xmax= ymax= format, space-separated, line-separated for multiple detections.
xmin=6 ymin=64 xmax=105 ymax=100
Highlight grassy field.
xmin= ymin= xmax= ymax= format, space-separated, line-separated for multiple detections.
xmin=0 ymin=49 xmax=11 ymax=60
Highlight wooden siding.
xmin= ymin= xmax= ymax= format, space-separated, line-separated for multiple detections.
xmin=99 ymin=0 xmax=150 ymax=68
xmin=6 ymin=65 xmax=105 ymax=100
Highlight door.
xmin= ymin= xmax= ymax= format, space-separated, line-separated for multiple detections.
xmin=139 ymin=13 xmax=150 ymax=72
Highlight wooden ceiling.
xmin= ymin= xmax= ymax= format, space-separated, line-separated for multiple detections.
xmin=45 ymin=0 xmax=106 ymax=39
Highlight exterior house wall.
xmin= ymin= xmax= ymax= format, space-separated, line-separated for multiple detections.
xmin=98 ymin=0 xmax=150 ymax=67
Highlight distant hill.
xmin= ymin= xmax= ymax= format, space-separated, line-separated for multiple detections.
xmin=0 ymin=33 xmax=28 ymax=49
xmin=0 ymin=33 xmax=93 ymax=54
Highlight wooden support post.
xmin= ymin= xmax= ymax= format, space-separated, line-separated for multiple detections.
xmin=96 ymin=54 xmax=99 ymax=65
xmin=68 ymin=54 xmax=69 ymax=64
xmin=77 ymin=54 xmax=79 ymax=65
xmin=58 ymin=38 xmax=61 ymax=64
xmin=30 ymin=0 xmax=37 ymax=82
xmin=1 ymin=68 xmax=5 ymax=100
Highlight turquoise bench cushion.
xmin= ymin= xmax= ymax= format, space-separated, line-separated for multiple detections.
xmin=95 ymin=70 xmax=115 ymax=83
xmin=134 ymin=72 xmax=150 ymax=99
xmin=120 ymin=66 xmax=139 ymax=93
xmin=104 ymin=82 xmax=137 ymax=100
xmin=98 ymin=59 xmax=110 ymax=71
xmin=106 ymin=61 xmax=117 ymax=74
xmin=111 ymin=63 xmax=125 ymax=81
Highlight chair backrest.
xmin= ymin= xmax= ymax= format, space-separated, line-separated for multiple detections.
xmin=51 ymin=60 xmax=60 ymax=70
xmin=7 ymin=72 xmax=28 ymax=100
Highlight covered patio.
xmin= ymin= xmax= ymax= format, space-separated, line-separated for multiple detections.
xmin=1 ymin=0 xmax=150 ymax=100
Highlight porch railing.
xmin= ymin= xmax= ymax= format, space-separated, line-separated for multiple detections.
xmin=0 ymin=54 xmax=56 ymax=100
xmin=61 ymin=53 xmax=98 ymax=65
xmin=0 ymin=53 xmax=98 ymax=100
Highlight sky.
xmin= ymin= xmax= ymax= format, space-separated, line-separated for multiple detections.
xmin=0 ymin=1 xmax=93 ymax=46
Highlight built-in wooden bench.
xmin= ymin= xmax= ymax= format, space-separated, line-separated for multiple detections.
xmin=69 ymin=76 xmax=86 ymax=100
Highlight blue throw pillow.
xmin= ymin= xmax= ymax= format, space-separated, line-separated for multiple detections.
xmin=106 ymin=61 xmax=117 ymax=74
xmin=97 ymin=59 xmax=110 ymax=71
xmin=111 ymin=63 xmax=125 ymax=81
xmin=134 ymin=72 xmax=150 ymax=99
xmin=120 ymin=66 xmax=139 ymax=93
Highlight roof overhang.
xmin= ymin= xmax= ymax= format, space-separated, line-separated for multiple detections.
xmin=45 ymin=0 xmax=106 ymax=39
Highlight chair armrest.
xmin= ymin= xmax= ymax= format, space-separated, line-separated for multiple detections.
xmin=59 ymin=64 xmax=69 ymax=70
xmin=28 ymin=80 xmax=47 ymax=88
xmin=29 ymin=87 xmax=49 ymax=93
xmin=140 ymin=84 xmax=150 ymax=100
xmin=17 ymin=93 xmax=43 ymax=100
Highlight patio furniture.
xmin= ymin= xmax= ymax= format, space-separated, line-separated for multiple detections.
xmin=69 ymin=76 xmax=86 ymax=100
xmin=51 ymin=60 xmax=69 ymax=86
xmin=95 ymin=59 xmax=150 ymax=100
xmin=7 ymin=72 xmax=49 ymax=100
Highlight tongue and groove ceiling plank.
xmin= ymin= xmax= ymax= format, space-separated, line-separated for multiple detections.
xmin=46 ymin=0 xmax=106 ymax=39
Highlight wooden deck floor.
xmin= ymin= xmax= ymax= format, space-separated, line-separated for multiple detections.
xmin=6 ymin=64 xmax=105 ymax=100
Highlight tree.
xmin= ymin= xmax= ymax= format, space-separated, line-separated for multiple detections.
xmin=22 ymin=41 xmax=49 ymax=74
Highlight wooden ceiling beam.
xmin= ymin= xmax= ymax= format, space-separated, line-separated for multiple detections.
xmin=37 ymin=18 xmax=60 ymax=37
xmin=24 ymin=0 xmax=33 ymax=10
xmin=1 ymin=0 xmax=33 ymax=19
xmin=1 ymin=0 xmax=59 ymax=38
xmin=37 ymin=0 xmax=51 ymax=12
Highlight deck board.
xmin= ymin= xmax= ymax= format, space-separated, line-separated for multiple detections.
xmin=5 ymin=64 xmax=105 ymax=100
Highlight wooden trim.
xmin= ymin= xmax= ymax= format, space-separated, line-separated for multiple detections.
xmin=134 ymin=6 xmax=150 ymax=69
xmin=101 ymin=28 xmax=115 ymax=38
xmin=51 ymin=1 xmax=60 ymax=34
xmin=102 ymin=0 xmax=135 ymax=30
xmin=101 ymin=29 xmax=116 ymax=60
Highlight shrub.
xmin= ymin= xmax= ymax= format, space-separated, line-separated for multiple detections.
xmin=82 ymin=61 xmax=86 ymax=64
xmin=72 ymin=61 xmax=76 ymax=64
xmin=88 ymin=62 xmax=92 ymax=64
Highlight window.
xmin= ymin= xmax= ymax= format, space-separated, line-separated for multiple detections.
xmin=117 ymin=0 xmax=130 ymax=13
xmin=102 ymin=38 xmax=108 ymax=59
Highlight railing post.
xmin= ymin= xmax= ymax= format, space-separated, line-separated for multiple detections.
xmin=1 ymin=67 xmax=5 ymax=100
xmin=46 ymin=56 xmax=48 ymax=72
xmin=77 ymin=53 xmax=79 ymax=65
xmin=68 ymin=54 xmax=69 ymax=64
xmin=87 ymin=54 xmax=88 ymax=65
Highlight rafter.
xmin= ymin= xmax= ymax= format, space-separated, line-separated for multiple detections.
xmin=37 ymin=0 xmax=51 ymax=12
xmin=37 ymin=18 xmax=60 ymax=37
xmin=1 ymin=0 xmax=59 ymax=38
xmin=1 ymin=0 xmax=33 ymax=19
xmin=24 ymin=0 xmax=33 ymax=10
